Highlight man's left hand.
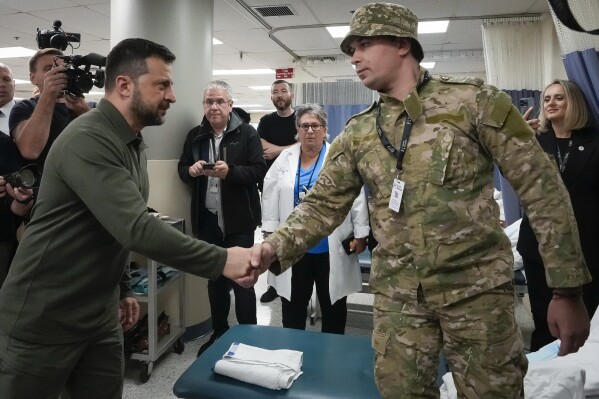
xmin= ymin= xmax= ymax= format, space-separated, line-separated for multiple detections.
xmin=119 ymin=297 xmax=141 ymax=332
xmin=64 ymin=94 xmax=92 ymax=116
xmin=547 ymin=296 xmax=590 ymax=356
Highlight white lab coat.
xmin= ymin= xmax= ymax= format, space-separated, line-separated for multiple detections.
xmin=261 ymin=142 xmax=370 ymax=303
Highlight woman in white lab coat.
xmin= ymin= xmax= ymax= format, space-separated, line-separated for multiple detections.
xmin=261 ymin=103 xmax=370 ymax=334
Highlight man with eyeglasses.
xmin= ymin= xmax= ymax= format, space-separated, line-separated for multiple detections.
xmin=251 ymin=2 xmax=591 ymax=398
xmin=178 ymin=80 xmax=266 ymax=356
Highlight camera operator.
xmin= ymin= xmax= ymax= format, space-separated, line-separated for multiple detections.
xmin=9 ymin=48 xmax=93 ymax=171
xmin=0 ymin=134 xmax=33 ymax=287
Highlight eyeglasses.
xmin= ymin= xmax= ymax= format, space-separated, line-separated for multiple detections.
xmin=203 ymin=99 xmax=230 ymax=107
xmin=298 ymin=123 xmax=323 ymax=132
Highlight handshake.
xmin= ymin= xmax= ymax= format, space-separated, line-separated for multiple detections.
xmin=222 ymin=243 xmax=278 ymax=288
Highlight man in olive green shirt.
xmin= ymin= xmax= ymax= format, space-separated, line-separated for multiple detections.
xmin=0 ymin=38 xmax=256 ymax=399
xmin=253 ymin=3 xmax=591 ymax=399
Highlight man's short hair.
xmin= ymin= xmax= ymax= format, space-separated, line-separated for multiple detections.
xmin=0 ymin=63 xmax=13 ymax=78
xmin=204 ymin=80 xmax=233 ymax=102
xmin=29 ymin=48 xmax=63 ymax=73
xmin=104 ymin=38 xmax=176 ymax=91
xmin=271 ymin=79 xmax=293 ymax=92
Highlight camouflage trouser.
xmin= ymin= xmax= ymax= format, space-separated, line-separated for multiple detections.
xmin=372 ymin=282 xmax=527 ymax=398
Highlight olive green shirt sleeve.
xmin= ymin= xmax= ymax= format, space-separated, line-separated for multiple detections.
xmin=55 ymin=115 xmax=227 ymax=281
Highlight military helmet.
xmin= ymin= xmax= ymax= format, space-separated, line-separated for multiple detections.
xmin=340 ymin=2 xmax=424 ymax=62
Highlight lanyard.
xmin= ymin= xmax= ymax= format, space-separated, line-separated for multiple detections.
xmin=375 ymin=71 xmax=431 ymax=173
xmin=295 ymin=145 xmax=324 ymax=206
xmin=556 ymin=138 xmax=573 ymax=173
xmin=210 ymin=134 xmax=223 ymax=163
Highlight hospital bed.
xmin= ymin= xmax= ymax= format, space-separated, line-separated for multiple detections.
xmin=173 ymin=324 xmax=381 ymax=398
xmin=440 ymin=310 xmax=599 ymax=398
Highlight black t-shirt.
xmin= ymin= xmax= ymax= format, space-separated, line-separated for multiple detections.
xmin=9 ymin=97 xmax=73 ymax=171
xmin=257 ymin=111 xmax=297 ymax=169
xmin=0 ymin=134 xmax=25 ymax=241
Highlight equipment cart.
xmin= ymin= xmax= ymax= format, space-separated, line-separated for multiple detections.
xmin=130 ymin=217 xmax=186 ymax=383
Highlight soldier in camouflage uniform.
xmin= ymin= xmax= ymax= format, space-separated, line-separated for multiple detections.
xmin=254 ymin=2 xmax=592 ymax=398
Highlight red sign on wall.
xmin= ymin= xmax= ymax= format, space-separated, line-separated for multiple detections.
xmin=276 ymin=68 xmax=294 ymax=79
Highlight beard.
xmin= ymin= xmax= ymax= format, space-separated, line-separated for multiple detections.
xmin=131 ymin=88 xmax=165 ymax=127
xmin=273 ymin=96 xmax=292 ymax=111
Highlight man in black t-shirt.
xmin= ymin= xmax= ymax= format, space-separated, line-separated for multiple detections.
xmin=257 ymin=80 xmax=298 ymax=302
xmin=9 ymin=48 xmax=92 ymax=171
xmin=257 ymin=80 xmax=297 ymax=170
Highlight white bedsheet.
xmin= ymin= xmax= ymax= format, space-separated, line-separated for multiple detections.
xmin=440 ymin=311 xmax=599 ymax=398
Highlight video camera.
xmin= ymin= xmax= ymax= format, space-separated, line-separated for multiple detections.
xmin=36 ymin=20 xmax=106 ymax=98
xmin=2 ymin=165 xmax=41 ymax=189
xmin=53 ymin=53 xmax=106 ymax=98
xmin=36 ymin=20 xmax=80 ymax=52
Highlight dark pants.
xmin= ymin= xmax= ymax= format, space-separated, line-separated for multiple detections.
xmin=196 ymin=209 xmax=256 ymax=336
xmin=524 ymin=256 xmax=598 ymax=351
xmin=524 ymin=256 xmax=566 ymax=351
xmin=281 ymin=252 xmax=347 ymax=334
xmin=0 ymin=324 xmax=123 ymax=399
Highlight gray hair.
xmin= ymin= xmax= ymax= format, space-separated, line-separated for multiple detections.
xmin=204 ymin=80 xmax=233 ymax=101
xmin=294 ymin=103 xmax=329 ymax=141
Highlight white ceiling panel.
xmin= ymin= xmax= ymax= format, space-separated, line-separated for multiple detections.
xmin=0 ymin=0 xmax=556 ymax=108
xmin=31 ymin=7 xmax=109 ymax=39
xmin=0 ymin=0 xmax=79 ymax=12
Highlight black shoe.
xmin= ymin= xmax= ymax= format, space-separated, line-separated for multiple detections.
xmin=197 ymin=333 xmax=218 ymax=357
xmin=260 ymin=286 xmax=279 ymax=303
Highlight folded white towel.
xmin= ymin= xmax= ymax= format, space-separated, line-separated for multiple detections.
xmin=213 ymin=342 xmax=303 ymax=390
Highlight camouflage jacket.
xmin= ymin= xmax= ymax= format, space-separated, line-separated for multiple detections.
xmin=265 ymin=69 xmax=591 ymax=310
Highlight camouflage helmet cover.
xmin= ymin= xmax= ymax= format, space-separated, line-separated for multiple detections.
xmin=340 ymin=2 xmax=424 ymax=62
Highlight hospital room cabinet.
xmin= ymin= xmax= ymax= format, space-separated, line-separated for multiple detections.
xmin=129 ymin=216 xmax=186 ymax=383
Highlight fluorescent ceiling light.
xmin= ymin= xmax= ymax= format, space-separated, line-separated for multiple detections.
xmin=326 ymin=26 xmax=350 ymax=38
xmin=418 ymin=21 xmax=449 ymax=34
xmin=249 ymin=86 xmax=271 ymax=91
xmin=14 ymin=79 xmax=30 ymax=85
xmin=213 ymin=38 xmax=223 ymax=45
xmin=0 ymin=47 xmax=36 ymax=58
xmin=420 ymin=62 xmax=435 ymax=69
xmin=213 ymin=69 xmax=274 ymax=76
xmin=325 ymin=21 xmax=449 ymax=39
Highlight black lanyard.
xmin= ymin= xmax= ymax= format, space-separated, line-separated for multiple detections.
xmin=295 ymin=145 xmax=324 ymax=206
xmin=375 ymin=71 xmax=431 ymax=173
xmin=556 ymin=138 xmax=573 ymax=173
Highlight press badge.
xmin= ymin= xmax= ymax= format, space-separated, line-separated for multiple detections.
xmin=389 ymin=178 xmax=405 ymax=212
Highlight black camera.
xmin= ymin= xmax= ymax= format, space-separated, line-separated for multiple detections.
xmin=2 ymin=165 xmax=41 ymax=189
xmin=54 ymin=53 xmax=106 ymax=97
xmin=36 ymin=20 xmax=80 ymax=51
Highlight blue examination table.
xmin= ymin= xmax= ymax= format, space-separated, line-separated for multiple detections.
xmin=173 ymin=324 xmax=381 ymax=398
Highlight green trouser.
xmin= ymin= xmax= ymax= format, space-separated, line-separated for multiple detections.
xmin=372 ymin=282 xmax=527 ymax=398
xmin=0 ymin=323 xmax=124 ymax=399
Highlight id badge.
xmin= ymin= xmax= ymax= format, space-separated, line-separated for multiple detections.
xmin=298 ymin=191 xmax=306 ymax=203
xmin=209 ymin=180 xmax=219 ymax=194
xmin=389 ymin=178 xmax=405 ymax=212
